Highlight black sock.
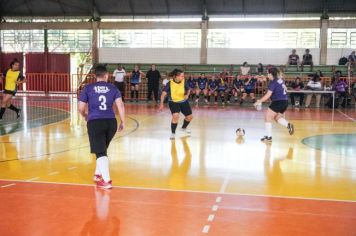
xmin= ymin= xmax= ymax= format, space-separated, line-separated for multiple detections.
xmin=8 ymin=104 xmax=19 ymax=113
xmin=227 ymin=94 xmax=232 ymax=101
xmin=131 ymin=91 xmax=134 ymax=99
xmin=221 ymin=96 xmax=225 ymax=103
xmin=182 ymin=119 xmax=190 ymax=129
xmin=204 ymin=95 xmax=207 ymax=100
xmin=214 ymin=96 xmax=217 ymax=102
xmin=171 ymin=123 xmax=178 ymax=134
xmin=135 ymin=91 xmax=139 ymax=99
xmin=0 ymin=107 xmax=5 ymax=119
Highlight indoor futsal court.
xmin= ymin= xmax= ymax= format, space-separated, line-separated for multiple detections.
xmin=1 ymin=1 xmax=356 ymax=236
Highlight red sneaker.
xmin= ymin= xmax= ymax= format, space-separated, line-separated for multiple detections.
xmin=93 ymin=174 xmax=103 ymax=183
xmin=97 ymin=179 xmax=112 ymax=190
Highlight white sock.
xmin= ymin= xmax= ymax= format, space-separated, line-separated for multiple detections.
xmin=97 ymin=156 xmax=110 ymax=182
xmin=95 ymin=159 xmax=101 ymax=175
xmin=265 ymin=122 xmax=272 ymax=137
xmin=277 ymin=118 xmax=289 ymax=128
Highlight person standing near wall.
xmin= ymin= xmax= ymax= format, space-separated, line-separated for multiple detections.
xmin=129 ymin=65 xmax=145 ymax=102
xmin=113 ymin=64 xmax=126 ymax=102
xmin=146 ymin=64 xmax=161 ymax=103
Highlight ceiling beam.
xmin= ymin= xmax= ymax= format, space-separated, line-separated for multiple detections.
xmin=23 ymin=0 xmax=33 ymax=15
xmin=127 ymin=0 xmax=135 ymax=16
xmin=56 ymin=0 xmax=66 ymax=15
xmin=165 ymin=0 xmax=170 ymax=15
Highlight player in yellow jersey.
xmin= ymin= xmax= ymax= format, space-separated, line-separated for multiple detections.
xmin=0 ymin=59 xmax=26 ymax=121
xmin=159 ymin=69 xmax=193 ymax=140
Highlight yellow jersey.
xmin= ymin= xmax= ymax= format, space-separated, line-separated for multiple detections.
xmin=3 ymin=69 xmax=24 ymax=91
xmin=166 ymin=79 xmax=188 ymax=103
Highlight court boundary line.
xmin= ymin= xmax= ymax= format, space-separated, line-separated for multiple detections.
xmin=0 ymin=115 xmax=140 ymax=162
xmin=337 ymin=110 xmax=356 ymax=122
xmin=0 ymin=178 xmax=355 ymax=203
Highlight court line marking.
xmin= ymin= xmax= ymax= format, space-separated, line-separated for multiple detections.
xmin=202 ymin=171 xmax=231 ymax=233
xmin=1 ymin=183 xmax=16 ymax=188
xmin=207 ymin=214 xmax=215 ymax=222
xmin=0 ymin=178 xmax=355 ymax=203
xmin=202 ymin=225 xmax=210 ymax=233
xmin=25 ymin=177 xmax=39 ymax=181
xmin=0 ymin=116 xmax=140 ymax=163
xmin=67 ymin=167 xmax=77 ymax=170
xmin=337 ymin=110 xmax=356 ymax=122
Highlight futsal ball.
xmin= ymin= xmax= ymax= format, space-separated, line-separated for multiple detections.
xmin=236 ymin=128 xmax=245 ymax=137
xmin=254 ymin=102 xmax=262 ymax=111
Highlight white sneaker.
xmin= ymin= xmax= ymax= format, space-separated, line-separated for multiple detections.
xmin=170 ymin=133 xmax=175 ymax=140
xmin=181 ymin=128 xmax=191 ymax=135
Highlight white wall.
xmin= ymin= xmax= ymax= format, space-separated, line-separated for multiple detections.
xmin=207 ymin=48 xmax=321 ymax=65
xmin=99 ymin=47 xmax=354 ymax=65
xmin=99 ymin=48 xmax=200 ymax=64
xmin=326 ymin=48 xmax=353 ymax=65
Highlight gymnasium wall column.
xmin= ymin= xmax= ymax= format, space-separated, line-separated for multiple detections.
xmin=200 ymin=20 xmax=208 ymax=64
xmin=44 ymin=28 xmax=49 ymax=73
xmin=91 ymin=21 xmax=99 ymax=65
xmin=320 ymin=19 xmax=329 ymax=65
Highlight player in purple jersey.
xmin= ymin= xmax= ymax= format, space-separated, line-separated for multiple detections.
xmin=78 ymin=65 xmax=125 ymax=189
xmin=254 ymin=67 xmax=294 ymax=142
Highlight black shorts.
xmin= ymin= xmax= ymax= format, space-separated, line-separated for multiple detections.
xmin=4 ymin=90 xmax=16 ymax=96
xmin=269 ymin=100 xmax=288 ymax=114
xmin=168 ymin=100 xmax=192 ymax=116
xmin=130 ymin=83 xmax=140 ymax=87
xmin=114 ymin=81 xmax=125 ymax=92
xmin=87 ymin=118 xmax=117 ymax=154
xmin=303 ymin=61 xmax=313 ymax=65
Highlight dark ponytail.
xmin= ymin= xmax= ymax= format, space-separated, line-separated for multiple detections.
xmin=168 ymin=68 xmax=183 ymax=78
xmin=10 ymin=58 xmax=19 ymax=68
xmin=268 ymin=67 xmax=279 ymax=80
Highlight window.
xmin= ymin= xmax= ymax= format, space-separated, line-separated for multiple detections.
xmin=100 ymin=29 xmax=201 ymax=48
xmin=48 ymin=30 xmax=92 ymax=52
xmin=1 ymin=30 xmax=44 ymax=52
xmin=207 ymin=29 xmax=320 ymax=48
xmin=328 ymin=29 xmax=356 ymax=48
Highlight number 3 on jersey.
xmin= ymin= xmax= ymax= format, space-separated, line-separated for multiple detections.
xmin=98 ymin=95 xmax=107 ymax=110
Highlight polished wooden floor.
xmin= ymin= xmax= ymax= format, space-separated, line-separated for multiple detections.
xmin=0 ymin=96 xmax=355 ymax=236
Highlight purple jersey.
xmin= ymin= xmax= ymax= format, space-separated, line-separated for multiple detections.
xmin=79 ymin=81 xmax=121 ymax=121
xmin=268 ymin=78 xmax=288 ymax=101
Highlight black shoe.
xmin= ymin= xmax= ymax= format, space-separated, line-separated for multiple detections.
xmin=261 ymin=136 xmax=272 ymax=142
xmin=287 ymin=123 xmax=294 ymax=135
xmin=240 ymin=100 xmax=244 ymax=105
xmin=16 ymin=109 xmax=21 ymax=119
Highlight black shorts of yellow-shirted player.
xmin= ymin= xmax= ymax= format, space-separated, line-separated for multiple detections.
xmin=254 ymin=67 xmax=294 ymax=142
xmin=0 ymin=59 xmax=27 ymax=121
xmin=78 ymin=65 xmax=125 ymax=190
xmin=159 ymin=69 xmax=193 ymax=140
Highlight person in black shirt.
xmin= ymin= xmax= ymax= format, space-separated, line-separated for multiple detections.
xmin=287 ymin=49 xmax=300 ymax=71
xmin=289 ymin=77 xmax=305 ymax=107
xmin=301 ymin=49 xmax=313 ymax=72
xmin=146 ymin=64 xmax=161 ymax=103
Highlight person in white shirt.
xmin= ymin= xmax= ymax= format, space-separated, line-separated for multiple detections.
xmin=305 ymin=75 xmax=323 ymax=108
xmin=240 ymin=62 xmax=251 ymax=76
xmin=113 ymin=64 xmax=126 ymax=102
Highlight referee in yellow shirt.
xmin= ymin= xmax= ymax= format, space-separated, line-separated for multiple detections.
xmin=0 ymin=59 xmax=26 ymax=121
xmin=159 ymin=69 xmax=193 ymax=140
